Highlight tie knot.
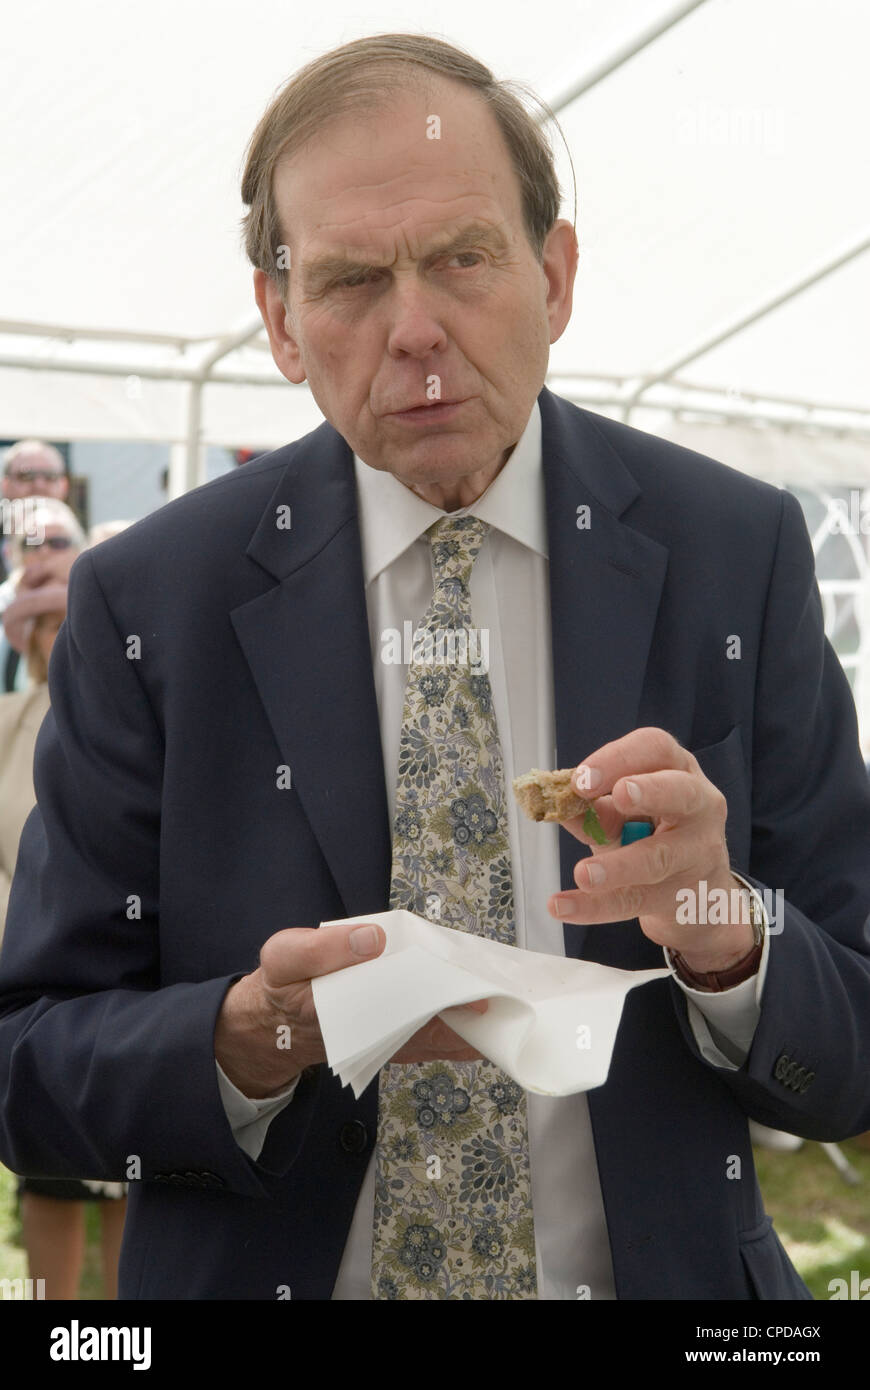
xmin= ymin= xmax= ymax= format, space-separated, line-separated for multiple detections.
xmin=426 ymin=515 xmax=489 ymax=591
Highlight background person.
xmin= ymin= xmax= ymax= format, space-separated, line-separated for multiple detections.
xmin=0 ymin=498 xmax=85 ymax=693
xmin=0 ymin=576 xmax=127 ymax=1299
xmin=87 ymin=520 xmax=132 ymax=547
xmin=1 ymin=441 xmax=70 ymax=585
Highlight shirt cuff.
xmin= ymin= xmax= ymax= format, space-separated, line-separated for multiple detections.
xmin=215 ymin=1060 xmax=302 ymax=1161
xmin=664 ymin=872 xmax=771 ymax=1069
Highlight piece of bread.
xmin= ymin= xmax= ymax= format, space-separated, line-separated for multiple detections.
xmin=512 ymin=767 xmax=592 ymax=823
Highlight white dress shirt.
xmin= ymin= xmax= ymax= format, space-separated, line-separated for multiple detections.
xmin=216 ymin=399 xmax=770 ymax=1299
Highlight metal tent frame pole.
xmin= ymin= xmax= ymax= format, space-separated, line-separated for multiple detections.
xmin=621 ymin=236 xmax=870 ymax=423
xmin=545 ymin=0 xmax=711 ymax=112
xmin=180 ymin=317 xmax=265 ymax=496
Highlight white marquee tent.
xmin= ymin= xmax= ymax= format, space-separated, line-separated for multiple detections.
xmin=2 ymin=0 xmax=870 ymax=735
xmin=2 ymin=0 xmax=868 ymax=473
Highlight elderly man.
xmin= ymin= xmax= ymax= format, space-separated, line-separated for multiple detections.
xmin=0 ymin=497 xmax=85 ymax=693
xmin=1 ymin=440 xmax=69 ymax=583
xmin=2 ymin=441 xmax=68 ymax=505
xmin=1 ymin=34 xmax=869 ymax=1302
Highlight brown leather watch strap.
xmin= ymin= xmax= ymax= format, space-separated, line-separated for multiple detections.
xmin=670 ymin=941 xmax=763 ymax=992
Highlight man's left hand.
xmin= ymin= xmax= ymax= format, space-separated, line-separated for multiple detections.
xmin=547 ymin=727 xmax=756 ymax=973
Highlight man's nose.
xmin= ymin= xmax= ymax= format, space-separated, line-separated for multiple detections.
xmin=386 ymin=280 xmax=449 ymax=358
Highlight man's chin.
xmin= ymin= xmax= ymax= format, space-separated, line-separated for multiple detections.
xmin=362 ymin=432 xmax=498 ymax=481
xmin=381 ymin=456 xmax=493 ymax=494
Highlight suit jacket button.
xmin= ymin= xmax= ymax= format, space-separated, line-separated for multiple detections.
xmin=774 ymin=1053 xmax=791 ymax=1082
xmin=339 ymin=1121 xmax=368 ymax=1154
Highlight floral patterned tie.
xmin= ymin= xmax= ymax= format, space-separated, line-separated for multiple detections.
xmin=371 ymin=515 xmax=538 ymax=1300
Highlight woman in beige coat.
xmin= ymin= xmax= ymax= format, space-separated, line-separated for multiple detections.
xmin=0 ymin=568 xmax=127 ymax=1299
xmin=0 ymin=588 xmax=58 ymax=930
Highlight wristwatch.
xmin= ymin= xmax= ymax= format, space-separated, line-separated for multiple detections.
xmin=669 ymin=871 xmax=766 ymax=992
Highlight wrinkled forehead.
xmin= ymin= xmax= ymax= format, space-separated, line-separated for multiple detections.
xmin=273 ymin=79 xmax=521 ymax=257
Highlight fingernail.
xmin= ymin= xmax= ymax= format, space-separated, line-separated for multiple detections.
xmin=625 ymin=780 xmax=641 ymax=803
xmin=573 ymin=764 xmax=602 ymax=792
xmin=550 ymin=895 xmax=571 ymax=917
xmin=585 ymin=861 xmax=606 ymax=886
xmin=349 ymin=925 xmax=379 ymax=955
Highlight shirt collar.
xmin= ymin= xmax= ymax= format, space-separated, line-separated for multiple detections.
xmin=353 ymin=398 xmax=546 ymax=584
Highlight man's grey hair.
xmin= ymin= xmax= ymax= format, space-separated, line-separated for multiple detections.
xmin=3 ymin=439 xmax=66 ymax=476
xmin=241 ymin=32 xmax=570 ymax=302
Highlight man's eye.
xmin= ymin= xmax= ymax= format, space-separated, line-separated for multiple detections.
xmin=329 ymin=252 xmax=483 ymax=289
xmin=334 ymin=270 xmax=377 ymax=289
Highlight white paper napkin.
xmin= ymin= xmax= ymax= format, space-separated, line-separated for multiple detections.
xmin=312 ymin=909 xmax=670 ymax=1098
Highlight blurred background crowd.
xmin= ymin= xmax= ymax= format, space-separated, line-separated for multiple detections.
xmin=0 ymin=436 xmax=261 ymax=1299
xmin=0 ymin=439 xmax=134 ymax=1299
xmin=0 ymin=439 xmax=131 ymax=1298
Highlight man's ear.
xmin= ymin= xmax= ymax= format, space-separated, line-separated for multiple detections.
xmin=253 ymin=269 xmax=307 ymax=385
xmin=541 ymin=219 xmax=579 ymax=346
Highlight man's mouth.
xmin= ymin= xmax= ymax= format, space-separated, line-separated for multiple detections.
xmin=388 ymin=398 xmax=471 ymax=421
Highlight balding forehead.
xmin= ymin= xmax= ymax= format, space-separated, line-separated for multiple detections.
xmin=4 ymin=440 xmax=65 ymax=472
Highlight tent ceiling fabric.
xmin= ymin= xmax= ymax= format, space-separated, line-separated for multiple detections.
xmin=1 ymin=0 xmax=868 ymax=459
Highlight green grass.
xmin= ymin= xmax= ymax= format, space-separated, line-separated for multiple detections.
xmin=1 ymin=1139 xmax=868 ymax=1300
xmin=0 ymin=1162 xmax=26 ymax=1287
xmin=754 ymin=1136 xmax=870 ymax=1300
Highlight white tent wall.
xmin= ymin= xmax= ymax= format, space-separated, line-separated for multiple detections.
xmin=3 ymin=0 xmax=869 ymax=437
xmin=200 ymin=380 xmax=327 ymax=454
xmin=0 ymin=367 xmax=186 ymax=444
xmin=635 ymin=418 xmax=870 ymax=492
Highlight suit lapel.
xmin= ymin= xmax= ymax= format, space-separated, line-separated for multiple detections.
xmin=230 ymin=422 xmax=392 ymax=918
xmin=538 ymin=387 xmax=669 ymax=964
xmin=539 ymin=389 xmax=675 ymax=1298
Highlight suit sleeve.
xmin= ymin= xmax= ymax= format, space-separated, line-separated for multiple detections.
xmin=0 ymin=867 xmax=10 ymax=948
xmin=0 ymin=549 xmax=320 ymax=1199
xmin=669 ymin=487 xmax=870 ymax=1138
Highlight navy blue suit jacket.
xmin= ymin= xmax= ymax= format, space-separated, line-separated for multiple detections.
xmin=1 ymin=386 xmax=869 ymax=1300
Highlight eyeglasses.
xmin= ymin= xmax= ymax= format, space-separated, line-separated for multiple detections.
xmin=6 ymin=470 xmax=65 ymax=484
xmin=24 ymin=536 xmax=74 ymax=550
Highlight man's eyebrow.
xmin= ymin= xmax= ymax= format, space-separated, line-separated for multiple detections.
xmin=301 ymin=222 xmax=510 ymax=289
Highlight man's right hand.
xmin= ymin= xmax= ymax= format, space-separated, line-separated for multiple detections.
xmin=214 ymin=921 xmax=488 ymax=1099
